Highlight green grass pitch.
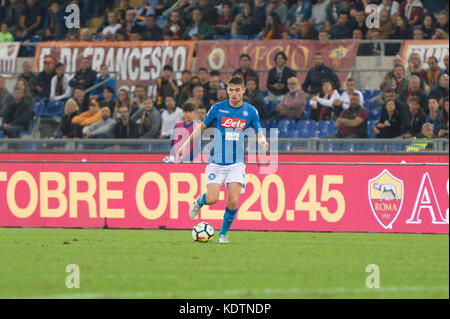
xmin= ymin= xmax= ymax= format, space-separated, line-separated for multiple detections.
xmin=0 ymin=228 xmax=448 ymax=299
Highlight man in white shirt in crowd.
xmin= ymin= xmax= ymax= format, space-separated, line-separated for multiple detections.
xmin=102 ymin=12 xmax=122 ymax=39
xmin=333 ymin=78 xmax=364 ymax=116
xmin=50 ymin=63 xmax=72 ymax=102
xmin=160 ymin=95 xmax=183 ymax=139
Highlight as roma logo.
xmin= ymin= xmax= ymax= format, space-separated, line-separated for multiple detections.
xmin=368 ymin=169 xmax=404 ymax=229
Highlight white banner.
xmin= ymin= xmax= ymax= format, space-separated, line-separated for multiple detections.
xmin=0 ymin=43 xmax=20 ymax=76
xmin=401 ymin=40 xmax=449 ymax=69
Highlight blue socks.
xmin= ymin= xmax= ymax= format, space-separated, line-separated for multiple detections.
xmin=219 ymin=207 xmax=237 ymax=236
xmin=197 ymin=193 xmax=207 ymax=207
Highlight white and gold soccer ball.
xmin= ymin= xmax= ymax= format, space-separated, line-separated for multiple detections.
xmin=192 ymin=222 xmax=215 ymax=243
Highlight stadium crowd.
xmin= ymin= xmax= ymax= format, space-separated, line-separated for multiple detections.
xmin=0 ymin=0 xmax=449 ymax=147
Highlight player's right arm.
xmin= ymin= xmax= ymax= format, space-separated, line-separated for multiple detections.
xmin=176 ymin=122 xmax=207 ymax=161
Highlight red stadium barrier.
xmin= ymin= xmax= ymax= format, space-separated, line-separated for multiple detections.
xmin=0 ymin=162 xmax=448 ymax=234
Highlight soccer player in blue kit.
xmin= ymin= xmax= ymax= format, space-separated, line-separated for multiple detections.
xmin=177 ymin=75 xmax=269 ymax=243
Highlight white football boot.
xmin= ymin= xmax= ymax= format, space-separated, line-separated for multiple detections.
xmin=189 ymin=195 xmax=202 ymax=219
xmin=218 ymin=235 xmax=229 ymax=244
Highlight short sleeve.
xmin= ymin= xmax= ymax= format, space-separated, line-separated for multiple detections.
xmin=358 ymin=109 xmax=369 ymax=121
xmin=203 ymin=103 xmax=217 ymax=127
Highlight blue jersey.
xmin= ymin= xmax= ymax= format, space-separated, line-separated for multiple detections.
xmin=203 ymin=100 xmax=262 ymax=165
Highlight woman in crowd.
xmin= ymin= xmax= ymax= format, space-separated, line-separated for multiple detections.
xmin=310 ymin=79 xmax=341 ymax=121
xmin=60 ymin=98 xmax=81 ymax=138
xmin=113 ymin=89 xmax=131 ymax=120
xmin=262 ymin=12 xmax=288 ymax=40
xmin=374 ymin=99 xmax=404 ymax=138
xmin=438 ymin=97 xmax=449 ymax=138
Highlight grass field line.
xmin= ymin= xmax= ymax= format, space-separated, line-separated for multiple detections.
xmin=12 ymin=285 xmax=449 ymax=299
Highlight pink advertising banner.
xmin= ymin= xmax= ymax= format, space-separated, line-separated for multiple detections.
xmin=0 ymin=162 xmax=448 ymax=234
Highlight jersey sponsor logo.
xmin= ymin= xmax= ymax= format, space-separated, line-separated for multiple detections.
xmin=221 ymin=117 xmax=246 ymax=130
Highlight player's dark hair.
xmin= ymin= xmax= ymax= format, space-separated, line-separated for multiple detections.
xmin=182 ymin=102 xmax=195 ymax=112
xmin=228 ymin=75 xmax=244 ymax=86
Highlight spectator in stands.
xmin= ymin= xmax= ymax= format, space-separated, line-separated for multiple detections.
xmin=426 ymin=97 xmax=441 ymax=135
xmin=389 ymin=15 xmax=412 ymax=40
xmin=82 ymin=106 xmax=115 ymax=139
xmin=178 ymin=70 xmax=192 ymax=94
xmin=0 ymin=87 xmax=32 ymax=138
xmin=329 ymin=12 xmax=353 ymax=39
xmin=34 ymin=56 xmax=55 ymax=100
xmin=378 ymin=0 xmax=400 ymax=19
xmin=196 ymin=0 xmax=218 ymax=26
xmin=113 ymin=105 xmax=140 ymax=139
xmin=332 ymin=93 xmax=369 ymax=138
xmin=79 ymin=28 xmax=93 ymax=42
xmin=402 ymin=96 xmax=426 ymax=138
xmin=102 ymin=12 xmax=122 ymax=39
xmin=163 ymin=9 xmax=185 ymax=40
xmin=171 ymin=102 xmax=201 ymax=162
xmin=381 ymin=64 xmax=409 ymax=102
xmin=381 ymin=88 xmax=408 ymax=120
xmin=428 ymin=74 xmax=449 ymax=104
xmin=349 ymin=9 xmax=367 ymax=38
xmin=231 ymin=1 xmax=254 ymax=37
xmin=310 ymin=79 xmax=341 ymax=121
xmin=18 ymin=61 xmax=37 ymax=96
xmin=333 ymin=78 xmax=364 ymax=118
xmin=213 ymin=1 xmax=234 ymax=35
xmin=91 ymin=64 xmax=117 ymax=102
xmin=438 ymin=97 xmax=449 ymax=138
xmin=216 ymin=88 xmax=228 ymax=102
xmin=183 ymin=8 xmax=216 ymax=40
xmin=122 ymin=9 xmax=139 ymax=37
xmin=100 ymin=86 xmax=116 ymax=114
xmin=317 ymin=29 xmax=329 ymax=44
xmin=132 ymin=97 xmax=161 ymax=139
xmin=424 ymin=56 xmax=444 ymax=88
xmin=354 ymin=29 xmax=373 ymax=56
xmin=0 ymin=22 xmax=14 ymax=42
xmin=14 ymin=26 xmax=31 ymax=57
xmin=207 ymin=74 xmax=222 ymax=105
xmin=373 ymin=99 xmax=404 ymax=138
xmin=251 ymin=0 xmax=267 ymax=35
xmin=156 ymin=65 xmax=180 ymax=109
xmin=262 ymin=12 xmax=288 ymax=40
xmin=244 ymin=76 xmax=268 ymax=120
xmin=187 ymin=85 xmax=209 ymax=110
xmin=302 ymin=52 xmax=340 ymax=95
xmin=289 ymin=18 xmax=318 ymax=39
xmin=143 ymin=14 xmax=163 ymax=41
xmin=233 ymin=54 xmax=259 ymax=89
xmin=266 ymin=51 xmax=296 ymax=103
xmin=398 ymin=75 xmax=427 ymax=113
xmin=73 ymin=86 xmax=90 ymax=112
xmin=116 ymin=0 xmax=132 ymax=25
xmin=60 ymin=99 xmax=80 ymax=139
xmin=272 ymin=76 xmax=306 ymax=121
xmin=71 ymin=99 xmax=102 ymax=138
xmin=113 ymin=89 xmax=132 ymax=120
xmin=326 ymin=0 xmax=349 ymax=27
xmin=433 ymin=10 xmax=449 ymax=39
xmin=399 ymin=0 xmax=424 ymax=26
xmin=197 ymin=105 xmax=207 ymax=122
xmin=412 ymin=27 xmax=424 ymax=40
xmin=20 ymin=0 xmax=45 ymax=36
xmin=160 ymin=95 xmax=184 ymax=139
xmin=130 ymin=29 xmax=143 ymax=41
xmin=0 ymin=76 xmax=12 ymax=116
xmin=197 ymin=67 xmax=210 ymax=93
xmin=69 ymin=57 xmax=97 ymax=93
xmin=421 ymin=14 xmax=435 ymax=40
xmin=134 ymin=0 xmax=156 ymax=28
xmin=178 ymin=76 xmax=200 ymax=106
xmin=3 ymin=0 xmax=24 ymax=33
xmin=310 ymin=0 xmax=328 ymax=32
xmin=40 ymin=1 xmax=66 ymax=40
xmin=266 ymin=0 xmax=288 ymax=25
xmin=130 ymin=85 xmax=146 ymax=116
xmin=50 ymin=62 xmax=72 ymax=103
xmin=406 ymin=52 xmax=426 ymax=80
xmin=286 ymin=0 xmax=312 ymax=29
xmin=364 ymin=29 xmax=383 ymax=56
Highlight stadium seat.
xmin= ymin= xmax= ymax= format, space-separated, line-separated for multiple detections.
xmin=362 ymin=89 xmax=372 ymax=103
xmin=369 ymin=108 xmax=381 ymax=121
xmin=317 ymin=121 xmax=333 ymax=137
xmin=31 ymin=35 xmax=42 ymax=42
xmin=45 ymin=101 xmax=66 ymax=117
xmin=287 ymin=129 xmax=301 ymax=138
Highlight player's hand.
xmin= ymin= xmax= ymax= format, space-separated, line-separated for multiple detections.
xmin=177 ymin=145 xmax=187 ymax=162
xmin=259 ymin=137 xmax=269 ymax=153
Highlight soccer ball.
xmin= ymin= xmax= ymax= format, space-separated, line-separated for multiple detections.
xmin=192 ymin=222 xmax=215 ymax=243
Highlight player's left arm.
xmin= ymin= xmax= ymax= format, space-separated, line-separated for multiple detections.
xmin=251 ymin=108 xmax=269 ymax=152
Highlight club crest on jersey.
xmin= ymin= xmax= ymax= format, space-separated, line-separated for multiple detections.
xmin=221 ymin=117 xmax=246 ymax=130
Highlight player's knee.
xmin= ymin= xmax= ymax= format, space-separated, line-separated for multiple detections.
xmin=206 ymin=194 xmax=219 ymax=205
xmin=227 ymin=199 xmax=239 ymax=210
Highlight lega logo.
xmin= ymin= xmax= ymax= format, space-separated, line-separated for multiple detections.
xmin=368 ymin=169 xmax=404 ymax=229
xmin=208 ymin=173 xmax=216 ymax=180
